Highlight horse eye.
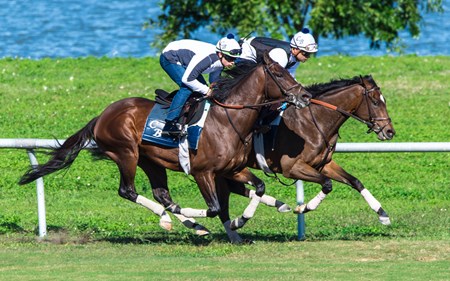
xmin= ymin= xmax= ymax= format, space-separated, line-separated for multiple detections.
xmin=369 ymin=92 xmax=381 ymax=106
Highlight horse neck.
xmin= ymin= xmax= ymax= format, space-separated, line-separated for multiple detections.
xmin=213 ymin=67 xmax=268 ymax=132
xmin=320 ymin=84 xmax=365 ymax=114
xmin=284 ymin=84 xmax=364 ymax=140
xmin=226 ymin=66 xmax=267 ymax=105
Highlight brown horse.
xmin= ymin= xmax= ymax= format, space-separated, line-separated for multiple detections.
xmin=211 ymin=75 xmax=396 ymax=242
xmin=19 ymin=53 xmax=311 ymax=233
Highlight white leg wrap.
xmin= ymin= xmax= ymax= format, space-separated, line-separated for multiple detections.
xmin=136 ymin=195 xmax=167 ymax=217
xmin=173 ymin=213 xmax=210 ymax=235
xmin=250 ymin=189 xmax=276 ymax=207
xmin=223 ymin=220 xmax=243 ymax=244
xmin=360 ymin=188 xmax=382 ymax=212
xmin=306 ymin=191 xmax=326 ymax=211
xmin=173 ymin=213 xmax=196 ymax=224
xmin=243 ymin=195 xmax=261 ymax=219
xmin=180 ymin=208 xmax=208 ymax=218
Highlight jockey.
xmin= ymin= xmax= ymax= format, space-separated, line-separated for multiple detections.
xmin=239 ymin=28 xmax=318 ymax=78
xmin=160 ymin=34 xmax=242 ymax=136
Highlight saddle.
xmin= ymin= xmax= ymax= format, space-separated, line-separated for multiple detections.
xmin=155 ymin=89 xmax=206 ymax=127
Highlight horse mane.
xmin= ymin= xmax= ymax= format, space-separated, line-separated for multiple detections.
xmin=212 ymin=61 xmax=260 ymax=102
xmin=306 ymin=75 xmax=374 ymax=98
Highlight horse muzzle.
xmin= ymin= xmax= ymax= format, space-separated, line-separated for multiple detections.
xmin=369 ymin=120 xmax=395 ymax=140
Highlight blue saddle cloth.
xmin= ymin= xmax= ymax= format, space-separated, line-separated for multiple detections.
xmin=141 ymin=101 xmax=210 ymax=150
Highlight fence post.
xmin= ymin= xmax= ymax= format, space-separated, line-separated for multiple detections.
xmin=26 ymin=149 xmax=47 ymax=237
xmin=296 ymin=180 xmax=305 ymax=241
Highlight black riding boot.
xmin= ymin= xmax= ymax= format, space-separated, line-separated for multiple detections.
xmin=161 ymin=120 xmax=182 ymax=136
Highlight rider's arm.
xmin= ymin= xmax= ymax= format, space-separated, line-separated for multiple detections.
xmin=182 ymin=54 xmax=217 ymax=95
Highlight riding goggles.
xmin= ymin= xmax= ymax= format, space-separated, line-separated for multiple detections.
xmin=222 ymin=48 xmax=242 ymax=57
xmin=300 ymin=51 xmax=311 ymax=58
xmin=300 ymin=43 xmax=318 ymax=53
xmin=223 ymin=54 xmax=237 ymax=62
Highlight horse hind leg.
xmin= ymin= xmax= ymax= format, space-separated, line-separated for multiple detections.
xmin=138 ymin=158 xmax=210 ymax=236
xmin=111 ymin=151 xmax=172 ymax=231
xmin=294 ymin=178 xmax=332 ymax=214
xmin=248 ymin=190 xmax=291 ymax=212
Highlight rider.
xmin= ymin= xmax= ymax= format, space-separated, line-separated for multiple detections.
xmin=160 ymin=34 xmax=242 ymax=136
xmin=239 ymin=28 xmax=318 ymax=78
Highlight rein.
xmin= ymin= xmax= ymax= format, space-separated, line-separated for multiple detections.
xmin=211 ymin=97 xmax=284 ymax=109
xmin=310 ymin=98 xmax=373 ymax=127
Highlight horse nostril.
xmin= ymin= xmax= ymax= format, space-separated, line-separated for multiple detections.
xmin=387 ymin=129 xmax=395 ymax=139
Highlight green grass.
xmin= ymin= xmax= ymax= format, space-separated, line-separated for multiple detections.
xmin=0 ymin=55 xmax=449 ymax=280
xmin=0 ymin=240 xmax=448 ymax=281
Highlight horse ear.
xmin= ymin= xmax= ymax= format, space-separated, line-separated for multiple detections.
xmin=263 ymin=51 xmax=274 ymax=65
xmin=359 ymin=75 xmax=371 ymax=88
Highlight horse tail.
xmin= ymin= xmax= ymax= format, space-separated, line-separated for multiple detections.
xmin=18 ymin=117 xmax=99 ymax=185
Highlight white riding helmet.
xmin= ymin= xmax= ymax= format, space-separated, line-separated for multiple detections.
xmin=268 ymin=48 xmax=289 ymax=68
xmin=216 ymin=34 xmax=242 ymax=57
xmin=290 ymin=28 xmax=318 ymax=53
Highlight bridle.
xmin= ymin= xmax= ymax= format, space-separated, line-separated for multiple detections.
xmin=262 ymin=62 xmax=307 ymax=109
xmin=359 ymin=82 xmax=392 ymax=134
xmin=210 ymin=61 xmax=309 ymax=146
xmin=310 ymin=79 xmax=391 ymax=135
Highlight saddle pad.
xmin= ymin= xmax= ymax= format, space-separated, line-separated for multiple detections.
xmin=142 ymin=101 xmax=211 ymax=150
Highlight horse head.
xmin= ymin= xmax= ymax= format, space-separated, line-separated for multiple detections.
xmin=262 ymin=52 xmax=311 ymax=109
xmin=356 ymin=75 xmax=396 ymax=140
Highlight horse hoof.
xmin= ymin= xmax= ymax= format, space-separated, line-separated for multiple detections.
xmin=277 ymin=203 xmax=292 ymax=213
xmin=293 ymin=204 xmax=307 ymax=214
xmin=230 ymin=216 xmax=248 ymax=231
xmin=159 ymin=220 xmax=172 ymax=231
xmin=194 ymin=224 xmax=210 ymax=236
xmin=379 ymin=216 xmax=391 ymax=226
xmin=230 ymin=218 xmax=238 ymax=231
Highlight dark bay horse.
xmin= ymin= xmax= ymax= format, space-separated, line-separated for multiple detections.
xmin=212 ymin=75 xmax=396 ymax=242
xmin=19 ymin=53 xmax=311 ymax=233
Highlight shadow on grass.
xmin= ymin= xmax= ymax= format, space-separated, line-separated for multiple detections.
xmin=101 ymin=232 xmax=303 ymax=245
xmin=3 ymin=224 xmax=404 ymax=245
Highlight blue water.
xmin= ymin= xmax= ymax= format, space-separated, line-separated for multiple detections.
xmin=0 ymin=0 xmax=448 ymax=58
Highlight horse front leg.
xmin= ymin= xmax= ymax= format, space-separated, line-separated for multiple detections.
xmin=226 ymin=168 xmax=267 ymax=230
xmin=321 ymin=160 xmax=391 ymax=225
xmin=227 ymin=180 xmax=291 ymax=212
xmin=215 ymin=177 xmax=245 ymax=244
xmin=180 ymin=171 xmax=221 ymax=218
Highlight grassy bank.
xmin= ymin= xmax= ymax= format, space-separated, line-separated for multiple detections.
xmin=0 ymin=56 xmax=449 ymax=280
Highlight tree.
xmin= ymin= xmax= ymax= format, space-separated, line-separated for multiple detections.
xmin=147 ymin=0 xmax=443 ymax=52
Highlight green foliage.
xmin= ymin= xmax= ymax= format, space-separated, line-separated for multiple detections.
xmin=147 ymin=0 xmax=443 ymax=51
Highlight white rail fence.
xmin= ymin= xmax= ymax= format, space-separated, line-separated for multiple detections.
xmin=1 ymin=138 xmax=449 ymax=239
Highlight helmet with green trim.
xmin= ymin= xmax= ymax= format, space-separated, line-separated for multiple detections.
xmin=290 ymin=28 xmax=318 ymax=53
xmin=216 ymin=34 xmax=242 ymax=57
